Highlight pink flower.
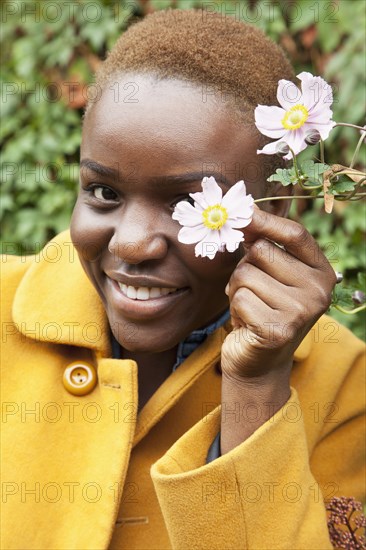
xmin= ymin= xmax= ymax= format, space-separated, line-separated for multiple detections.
xmin=172 ymin=176 xmax=254 ymax=260
xmin=255 ymin=72 xmax=335 ymax=160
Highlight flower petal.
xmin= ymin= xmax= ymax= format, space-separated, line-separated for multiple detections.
xmin=307 ymin=108 xmax=334 ymax=125
xmin=304 ymin=121 xmax=335 ymax=141
xmin=228 ymin=198 xmax=254 ymax=221
xmin=189 ymin=191 xmax=208 ymax=210
xmin=230 ymin=216 xmax=253 ymax=229
xmin=297 ymin=72 xmax=334 ymax=117
xmin=277 ymin=79 xmax=302 ymax=110
xmin=221 ymin=180 xmax=246 ymax=208
xmin=282 ymin=129 xmax=308 ymax=158
xmin=201 ymin=176 xmax=223 ymax=205
xmin=254 ymin=105 xmax=286 ymax=138
xmin=220 ymin=181 xmax=254 ymax=224
xmin=229 ymin=206 xmax=254 ymax=228
xmin=258 ymin=129 xmax=307 ymax=159
xmin=177 ymin=224 xmax=209 ymax=244
xmin=257 ymin=140 xmax=281 ymax=156
xmin=219 ymin=224 xmax=244 ymax=253
xmin=195 ymin=230 xmax=222 ymax=259
xmin=172 ymin=201 xmax=203 ymax=226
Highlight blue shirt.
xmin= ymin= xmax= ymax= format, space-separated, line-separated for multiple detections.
xmin=172 ymin=308 xmax=230 ymax=371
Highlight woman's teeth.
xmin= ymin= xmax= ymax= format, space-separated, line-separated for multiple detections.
xmin=118 ymin=283 xmax=178 ymax=300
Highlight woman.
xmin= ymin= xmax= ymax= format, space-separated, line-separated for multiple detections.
xmin=1 ymin=9 xmax=365 ymax=550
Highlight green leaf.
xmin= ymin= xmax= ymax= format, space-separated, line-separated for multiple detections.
xmin=330 ymin=178 xmax=356 ymax=194
xmin=318 ymin=19 xmax=340 ymax=53
xmin=289 ymin=2 xmax=317 ymax=33
xmin=332 ymin=286 xmax=355 ymax=308
xmin=267 ymin=168 xmax=296 ymax=186
xmin=300 ymin=160 xmax=329 ymax=180
xmin=357 ymin=273 xmax=366 ymax=291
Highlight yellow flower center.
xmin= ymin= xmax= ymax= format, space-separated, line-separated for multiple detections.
xmin=202 ymin=204 xmax=228 ymax=230
xmin=282 ymin=104 xmax=309 ymax=130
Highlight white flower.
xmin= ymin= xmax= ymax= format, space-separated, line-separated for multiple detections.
xmin=172 ymin=176 xmax=254 ymax=260
xmin=255 ymin=72 xmax=335 ymax=160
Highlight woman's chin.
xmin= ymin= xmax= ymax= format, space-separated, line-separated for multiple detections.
xmin=110 ymin=327 xmax=179 ymax=355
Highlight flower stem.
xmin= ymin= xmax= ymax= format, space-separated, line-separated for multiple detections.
xmin=332 ymin=169 xmax=365 ymax=177
xmin=333 ymin=122 xmax=366 ymax=131
xmin=319 ymin=139 xmax=325 ymax=164
xmin=298 ymin=182 xmax=322 ymax=191
xmin=253 ymin=193 xmax=366 ymax=203
xmin=333 ymin=304 xmax=366 ymax=315
xmin=350 ymin=130 xmax=366 ymax=169
xmin=290 ymin=148 xmax=301 ymax=181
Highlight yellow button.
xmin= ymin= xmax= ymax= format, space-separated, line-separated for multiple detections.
xmin=63 ymin=362 xmax=97 ymax=396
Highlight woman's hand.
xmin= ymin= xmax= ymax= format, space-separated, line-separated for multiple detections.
xmin=222 ymin=207 xmax=337 ymax=381
xmin=220 ymin=207 xmax=337 ymax=452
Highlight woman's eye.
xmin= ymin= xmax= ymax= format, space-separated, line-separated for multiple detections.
xmin=171 ymin=195 xmax=195 ymax=208
xmin=90 ymin=186 xmax=118 ymax=202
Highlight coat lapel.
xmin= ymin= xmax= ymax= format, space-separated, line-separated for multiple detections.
xmin=12 ymin=230 xmax=111 ymax=355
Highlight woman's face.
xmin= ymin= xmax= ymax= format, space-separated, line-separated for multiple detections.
xmin=70 ymin=74 xmax=267 ymax=352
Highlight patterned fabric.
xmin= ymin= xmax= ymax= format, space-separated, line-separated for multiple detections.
xmin=206 ymin=431 xmax=221 ymax=463
xmin=172 ymin=309 xmax=230 ymax=371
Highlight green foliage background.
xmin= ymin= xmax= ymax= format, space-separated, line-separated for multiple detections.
xmin=1 ymin=0 xmax=365 ymax=338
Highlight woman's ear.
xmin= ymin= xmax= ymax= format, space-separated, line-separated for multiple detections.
xmin=262 ymin=182 xmax=294 ymax=218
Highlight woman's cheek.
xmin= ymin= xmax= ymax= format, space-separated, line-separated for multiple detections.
xmin=183 ymin=246 xmax=243 ymax=282
xmin=70 ymin=199 xmax=111 ymax=263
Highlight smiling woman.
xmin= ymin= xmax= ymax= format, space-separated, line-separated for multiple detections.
xmin=1 ymin=8 xmax=365 ymax=550
xmin=72 ymin=75 xmax=258 ymax=363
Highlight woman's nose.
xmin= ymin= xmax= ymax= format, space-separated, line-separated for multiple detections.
xmin=108 ymin=208 xmax=169 ymax=264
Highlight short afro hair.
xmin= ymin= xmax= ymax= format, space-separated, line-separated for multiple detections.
xmin=95 ymin=9 xmax=295 ymax=113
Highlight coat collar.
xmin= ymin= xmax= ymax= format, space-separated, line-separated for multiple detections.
xmin=12 ymin=230 xmax=111 ymax=356
xmin=12 ymin=230 xmax=312 ymax=362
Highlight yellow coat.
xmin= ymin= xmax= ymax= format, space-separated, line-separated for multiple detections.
xmin=1 ymin=231 xmax=365 ymax=550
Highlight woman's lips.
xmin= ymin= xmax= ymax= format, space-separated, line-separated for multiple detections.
xmin=105 ymin=277 xmax=190 ymax=320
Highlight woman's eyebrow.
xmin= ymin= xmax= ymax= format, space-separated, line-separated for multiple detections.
xmin=148 ymin=172 xmax=232 ymax=189
xmin=80 ymin=159 xmax=119 ymax=178
xmin=80 ymin=160 xmax=232 ymax=189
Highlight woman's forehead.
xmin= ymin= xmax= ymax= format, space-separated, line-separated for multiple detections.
xmin=81 ymin=74 xmax=265 ymax=195
xmin=85 ymin=74 xmax=235 ymax=130
xmin=84 ymin=76 xmax=256 ymax=154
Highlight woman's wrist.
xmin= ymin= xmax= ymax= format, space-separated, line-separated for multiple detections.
xmin=220 ymin=364 xmax=292 ymax=454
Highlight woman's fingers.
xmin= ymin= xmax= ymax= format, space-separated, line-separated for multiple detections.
xmin=230 ymin=239 xmax=314 ymax=289
xmin=222 ymin=213 xmax=336 ymax=378
xmin=244 ymin=208 xmax=336 ymax=278
xmin=227 ymin=262 xmax=320 ymax=345
xmin=226 ymin=262 xmax=292 ymax=309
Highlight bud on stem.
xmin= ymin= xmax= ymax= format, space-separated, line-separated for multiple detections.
xmin=304 ymin=129 xmax=322 ymax=146
xmin=275 ymin=141 xmax=290 ymax=156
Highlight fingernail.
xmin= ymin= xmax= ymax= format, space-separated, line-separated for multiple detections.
xmin=225 ymin=284 xmax=230 ymax=295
